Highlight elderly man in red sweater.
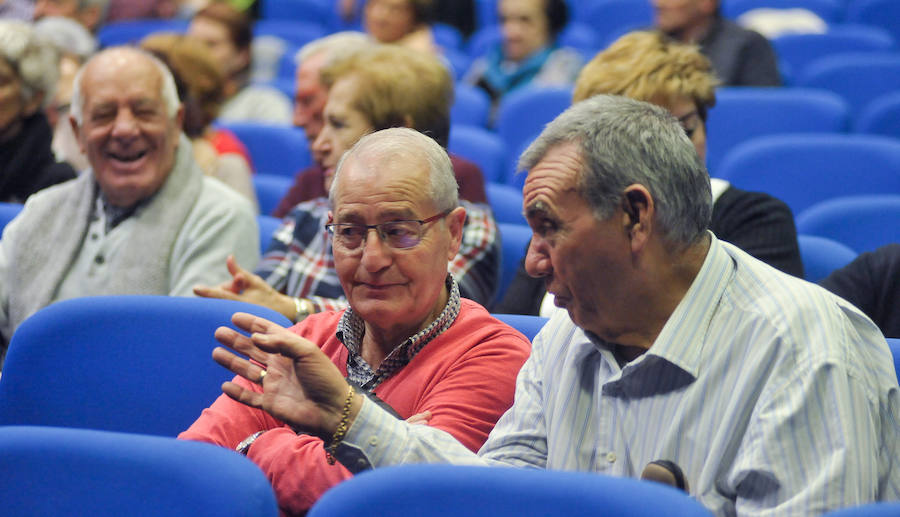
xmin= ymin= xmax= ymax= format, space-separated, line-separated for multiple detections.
xmin=180 ymin=127 xmax=531 ymax=515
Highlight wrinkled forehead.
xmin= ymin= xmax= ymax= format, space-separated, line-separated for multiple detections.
xmin=333 ymin=152 xmax=432 ymax=208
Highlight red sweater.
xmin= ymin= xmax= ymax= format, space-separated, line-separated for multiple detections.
xmin=179 ymin=299 xmax=531 ymax=514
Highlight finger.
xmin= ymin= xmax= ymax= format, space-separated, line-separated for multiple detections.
xmin=212 ymin=345 xmax=267 ymax=382
xmin=193 ymin=285 xmax=239 ymax=301
xmin=214 ymin=327 xmax=271 ymax=365
xmin=221 ymin=380 xmax=264 ymax=410
xmin=226 ymin=254 xmax=249 ymax=278
xmin=406 ymin=410 xmax=432 ymax=425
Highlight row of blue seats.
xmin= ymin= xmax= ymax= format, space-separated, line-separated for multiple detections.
xmin=6 ymin=423 xmax=900 ymax=517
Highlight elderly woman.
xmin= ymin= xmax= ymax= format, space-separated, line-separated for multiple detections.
xmin=0 ymin=20 xmax=76 ymax=204
xmin=188 ymin=1 xmax=291 ymax=124
xmin=495 ymin=30 xmax=802 ymax=315
xmin=464 ymin=0 xmax=582 ymax=105
xmin=140 ymin=32 xmax=258 ymax=210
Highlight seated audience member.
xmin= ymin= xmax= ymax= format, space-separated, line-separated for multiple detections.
xmin=496 ymin=30 xmax=801 ymax=316
xmin=363 ymin=0 xmax=439 ymax=54
xmin=0 ymin=46 xmax=259 ymax=365
xmin=652 ymin=0 xmax=781 ymax=86
xmin=181 ymin=127 xmax=531 ymax=515
xmin=820 ymin=243 xmax=900 ymax=338
xmin=210 ymin=95 xmax=900 ymax=515
xmin=463 ymin=0 xmax=582 ymax=106
xmin=188 ymin=1 xmax=292 ymax=124
xmin=33 ymin=15 xmax=97 ymax=172
xmin=195 ymin=44 xmax=500 ymax=314
xmin=0 ymin=20 xmax=76 ymax=203
xmin=341 ymin=0 xmax=476 ymax=39
xmin=272 ymin=32 xmax=487 ymax=218
xmin=141 ymin=32 xmax=258 ymax=210
xmin=105 ymin=0 xmax=177 ymax=21
xmin=32 ymin=0 xmax=108 ymax=34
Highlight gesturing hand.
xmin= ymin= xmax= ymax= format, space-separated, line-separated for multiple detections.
xmin=212 ymin=312 xmax=361 ymax=439
xmin=194 ymin=256 xmax=296 ymax=320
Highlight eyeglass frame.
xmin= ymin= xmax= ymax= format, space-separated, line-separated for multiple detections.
xmin=325 ymin=208 xmax=453 ymax=251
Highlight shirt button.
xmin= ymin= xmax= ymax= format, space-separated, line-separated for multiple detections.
xmin=368 ymin=436 xmax=378 ymax=446
xmin=94 ymin=255 xmax=105 ymax=265
xmin=606 ymin=452 xmax=616 ymax=463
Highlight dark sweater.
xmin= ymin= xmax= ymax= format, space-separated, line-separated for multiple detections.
xmin=0 ymin=112 xmax=76 ymax=203
xmin=820 ymin=244 xmax=900 ymax=338
xmin=494 ymin=185 xmax=803 ymax=315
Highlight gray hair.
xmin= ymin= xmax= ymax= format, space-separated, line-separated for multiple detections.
xmin=33 ymin=16 xmax=97 ymax=61
xmin=520 ymin=94 xmax=712 ymax=246
xmin=0 ymin=20 xmax=60 ymax=108
xmin=329 ymin=127 xmax=459 ymax=212
xmin=70 ymin=46 xmax=181 ymax=125
xmin=295 ymin=31 xmax=371 ymax=66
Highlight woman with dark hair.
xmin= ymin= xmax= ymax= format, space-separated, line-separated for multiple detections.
xmin=464 ymin=0 xmax=582 ymax=105
xmin=0 ymin=20 xmax=76 ymax=204
xmin=188 ymin=1 xmax=291 ymax=124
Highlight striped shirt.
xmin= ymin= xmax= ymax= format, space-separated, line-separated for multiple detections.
xmin=255 ymin=198 xmax=500 ymax=311
xmin=340 ymin=235 xmax=900 ymax=516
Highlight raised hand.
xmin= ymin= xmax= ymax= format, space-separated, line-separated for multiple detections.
xmin=194 ymin=255 xmax=296 ymax=320
xmin=212 ymin=312 xmax=361 ymax=438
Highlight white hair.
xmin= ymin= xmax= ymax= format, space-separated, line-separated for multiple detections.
xmin=295 ymin=31 xmax=371 ymax=66
xmin=69 ymin=46 xmax=180 ymax=125
xmin=0 ymin=20 xmax=60 ymax=107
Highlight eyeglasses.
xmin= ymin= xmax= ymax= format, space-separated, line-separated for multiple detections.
xmin=325 ymin=209 xmax=452 ymax=251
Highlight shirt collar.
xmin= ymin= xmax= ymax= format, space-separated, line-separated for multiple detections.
xmin=640 ymin=232 xmax=734 ymax=379
xmin=336 ymin=274 xmax=461 ymax=390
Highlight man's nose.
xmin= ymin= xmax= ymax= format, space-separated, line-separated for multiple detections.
xmin=524 ymin=236 xmax=551 ymax=278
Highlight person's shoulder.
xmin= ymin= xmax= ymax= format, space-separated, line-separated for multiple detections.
xmin=448 ymin=299 xmax=532 ymax=349
xmin=198 ymin=175 xmax=255 ymax=217
xmin=722 ymin=240 xmax=876 ymax=342
xmin=715 ymin=185 xmax=792 ymax=214
xmin=717 ymin=17 xmax=773 ymax=46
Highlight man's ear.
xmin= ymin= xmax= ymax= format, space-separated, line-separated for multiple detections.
xmin=445 ymin=206 xmax=466 ymax=260
xmin=69 ymin=113 xmax=85 ymax=154
xmin=621 ymin=184 xmax=654 ymax=253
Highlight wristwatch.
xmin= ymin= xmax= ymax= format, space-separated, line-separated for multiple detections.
xmin=235 ymin=430 xmax=265 ymax=455
xmin=293 ymin=297 xmax=314 ymax=322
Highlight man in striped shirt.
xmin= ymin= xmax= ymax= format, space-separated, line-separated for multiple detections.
xmin=212 ymin=95 xmax=900 ymax=515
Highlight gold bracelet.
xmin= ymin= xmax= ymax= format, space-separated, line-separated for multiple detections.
xmin=324 ymin=385 xmax=355 ymax=465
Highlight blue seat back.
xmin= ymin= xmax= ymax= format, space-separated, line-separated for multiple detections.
xmin=855 ymin=91 xmax=900 ymax=138
xmin=497 ymin=223 xmax=532 ymax=304
xmin=0 ymin=201 xmax=23 ymax=235
xmin=253 ymin=173 xmax=294 ymax=216
xmin=218 ymin=122 xmax=311 ymax=177
xmin=0 ymin=426 xmax=277 ymax=517
xmin=797 ymin=234 xmax=858 ymax=282
xmin=706 ymin=87 xmax=849 ymax=174
xmin=452 ymin=83 xmax=492 ymax=128
xmin=257 ymin=214 xmax=283 ymax=253
xmin=797 ymin=52 xmax=900 ymax=114
xmin=486 ymin=182 xmax=525 ymax=225
xmin=450 ymin=125 xmax=507 ymax=183
xmin=773 ymin=25 xmax=895 ymax=78
xmin=309 ymin=464 xmax=713 ymax=517
xmin=0 ymin=296 xmax=292 ymax=436
xmin=495 ymin=86 xmax=572 ymax=179
xmin=492 ymin=313 xmax=548 ymax=341
xmin=717 ymin=134 xmax=900 ymax=216
xmin=796 ymin=195 xmax=900 ymax=253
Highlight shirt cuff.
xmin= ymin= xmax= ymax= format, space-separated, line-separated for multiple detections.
xmin=337 ymin=396 xmax=405 ymax=470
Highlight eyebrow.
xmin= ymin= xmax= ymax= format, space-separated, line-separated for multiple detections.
xmin=524 ymin=200 xmax=551 ymax=220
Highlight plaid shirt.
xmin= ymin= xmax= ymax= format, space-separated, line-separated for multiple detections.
xmin=338 ymin=276 xmax=462 ymax=390
xmin=255 ymin=198 xmax=500 ymax=312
